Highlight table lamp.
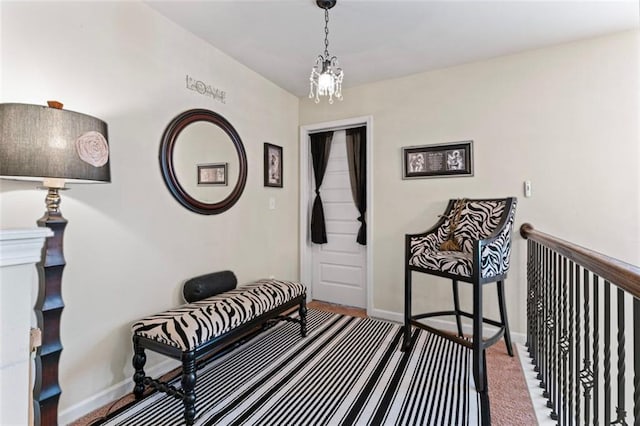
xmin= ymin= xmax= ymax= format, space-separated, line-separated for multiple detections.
xmin=0 ymin=101 xmax=110 ymax=426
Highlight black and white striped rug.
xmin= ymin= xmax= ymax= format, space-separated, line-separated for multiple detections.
xmin=103 ymin=310 xmax=480 ymax=425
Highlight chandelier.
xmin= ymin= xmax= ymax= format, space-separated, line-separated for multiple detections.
xmin=309 ymin=0 xmax=343 ymax=104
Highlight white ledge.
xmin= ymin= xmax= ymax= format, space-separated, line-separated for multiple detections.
xmin=0 ymin=228 xmax=53 ymax=267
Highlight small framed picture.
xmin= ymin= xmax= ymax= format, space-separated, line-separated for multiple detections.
xmin=264 ymin=143 xmax=283 ymax=188
xmin=197 ymin=162 xmax=227 ymax=185
xmin=402 ymin=140 xmax=473 ymax=179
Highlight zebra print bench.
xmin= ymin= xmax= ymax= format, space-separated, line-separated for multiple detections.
xmin=131 ymin=276 xmax=307 ymax=426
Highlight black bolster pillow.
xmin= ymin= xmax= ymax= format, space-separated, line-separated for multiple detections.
xmin=183 ymin=270 xmax=238 ymax=303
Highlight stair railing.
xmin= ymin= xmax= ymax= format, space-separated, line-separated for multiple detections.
xmin=520 ymin=223 xmax=640 ymax=425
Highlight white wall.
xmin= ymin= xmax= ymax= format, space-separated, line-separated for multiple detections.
xmin=300 ymin=31 xmax=639 ymax=337
xmin=0 ymin=1 xmax=299 ymax=421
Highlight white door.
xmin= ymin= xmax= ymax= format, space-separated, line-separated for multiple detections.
xmin=311 ymin=130 xmax=367 ymax=308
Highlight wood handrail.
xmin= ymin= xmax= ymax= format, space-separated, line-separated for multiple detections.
xmin=520 ymin=223 xmax=640 ymax=299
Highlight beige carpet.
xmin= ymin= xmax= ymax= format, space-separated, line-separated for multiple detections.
xmin=72 ymin=301 xmax=536 ymax=425
xmin=486 ymin=341 xmax=537 ymax=425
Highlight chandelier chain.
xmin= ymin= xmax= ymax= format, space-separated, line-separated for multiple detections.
xmin=324 ymin=7 xmax=330 ymax=58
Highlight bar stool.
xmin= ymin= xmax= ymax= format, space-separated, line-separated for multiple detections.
xmin=402 ymin=197 xmax=518 ymax=425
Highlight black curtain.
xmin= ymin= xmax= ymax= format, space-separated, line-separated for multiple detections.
xmin=310 ymin=131 xmax=334 ymax=244
xmin=345 ymin=126 xmax=367 ymax=245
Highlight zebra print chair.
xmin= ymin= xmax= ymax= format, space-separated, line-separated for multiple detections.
xmin=402 ymin=197 xmax=517 ymax=426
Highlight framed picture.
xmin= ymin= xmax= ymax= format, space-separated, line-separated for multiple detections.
xmin=197 ymin=162 xmax=227 ymax=185
xmin=264 ymin=143 xmax=283 ymax=188
xmin=402 ymin=140 xmax=474 ymax=179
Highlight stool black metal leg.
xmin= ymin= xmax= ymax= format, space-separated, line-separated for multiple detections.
xmin=497 ymin=280 xmax=514 ymax=357
xmin=132 ymin=337 xmax=146 ymax=399
xmin=181 ymin=350 xmax=197 ymax=426
xmin=452 ymin=279 xmax=464 ymax=337
xmin=402 ymin=267 xmax=413 ymax=352
xmin=473 ymin=280 xmax=491 ymax=426
xmin=477 ymin=353 xmax=491 ymax=426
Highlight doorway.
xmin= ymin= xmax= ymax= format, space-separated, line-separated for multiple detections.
xmin=299 ymin=116 xmax=373 ymax=313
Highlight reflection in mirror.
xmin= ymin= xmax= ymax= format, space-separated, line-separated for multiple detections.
xmin=159 ymin=109 xmax=247 ymax=215
xmin=173 ymin=121 xmax=239 ymax=203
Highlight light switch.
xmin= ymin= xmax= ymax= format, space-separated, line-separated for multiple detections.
xmin=524 ymin=180 xmax=532 ymax=198
xmin=269 ymin=197 xmax=276 ymax=210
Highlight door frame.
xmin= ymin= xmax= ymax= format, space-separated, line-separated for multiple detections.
xmin=299 ymin=116 xmax=373 ymax=315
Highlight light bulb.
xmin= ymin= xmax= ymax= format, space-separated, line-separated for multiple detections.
xmin=318 ymin=72 xmax=335 ymax=94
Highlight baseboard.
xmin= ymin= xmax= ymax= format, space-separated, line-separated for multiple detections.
xmin=59 ymin=358 xmax=180 ymax=425
xmin=368 ymin=307 xmax=404 ymax=323
xmin=516 ymin=343 xmax=555 ymax=425
xmin=369 ymin=307 xmax=526 ymax=344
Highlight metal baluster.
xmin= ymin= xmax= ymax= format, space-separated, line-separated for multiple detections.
xmin=552 ymin=248 xmax=557 ymax=411
xmin=633 ymin=298 xmax=639 ymax=426
xmin=525 ymin=239 xmax=533 ymax=346
xmin=533 ymin=242 xmax=541 ymax=377
xmin=532 ymin=242 xmax=538 ymax=361
xmin=530 ymin=243 xmax=541 ymax=373
xmin=549 ymin=251 xmax=558 ymax=420
xmin=542 ymin=247 xmax=550 ymax=400
xmin=557 ymin=254 xmax=563 ymax=423
xmin=594 ymin=275 xmax=600 ymax=425
xmin=534 ymin=241 xmax=542 ymax=379
xmin=539 ymin=246 xmax=546 ymax=389
xmin=561 ymin=256 xmax=569 ymax=425
xmin=537 ymin=242 xmax=544 ymax=382
xmin=583 ymin=269 xmax=592 ymax=424
xmin=613 ymin=288 xmax=627 ymax=425
xmin=568 ymin=260 xmax=575 ymax=426
xmin=527 ymin=240 xmax=534 ymax=357
xmin=604 ymin=280 xmax=611 ymax=425
xmin=526 ymin=240 xmax=532 ymax=349
xmin=575 ymin=263 xmax=582 ymax=425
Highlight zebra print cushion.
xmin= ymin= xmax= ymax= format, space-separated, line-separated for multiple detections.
xmin=132 ymin=279 xmax=306 ymax=351
xmin=408 ymin=199 xmax=517 ymax=278
xmin=411 ymin=250 xmax=474 ymax=276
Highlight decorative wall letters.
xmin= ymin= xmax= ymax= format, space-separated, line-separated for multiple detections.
xmin=185 ymin=75 xmax=227 ymax=104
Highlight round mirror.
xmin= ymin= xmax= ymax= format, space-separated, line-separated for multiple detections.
xmin=159 ymin=109 xmax=247 ymax=215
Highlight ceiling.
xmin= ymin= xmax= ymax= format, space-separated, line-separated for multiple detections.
xmin=147 ymin=1 xmax=639 ymax=98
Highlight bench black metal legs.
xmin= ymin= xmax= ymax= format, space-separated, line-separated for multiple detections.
xmin=299 ymin=297 xmax=308 ymax=337
xmin=132 ymin=340 xmax=146 ymax=399
xmin=131 ymin=339 xmax=199 ymax=425
xmin=181 ymin=351 xmax=197 ymax=425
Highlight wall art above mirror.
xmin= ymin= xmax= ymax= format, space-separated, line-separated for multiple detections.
xmin=159 ymin=109 xmax=247 ymax=215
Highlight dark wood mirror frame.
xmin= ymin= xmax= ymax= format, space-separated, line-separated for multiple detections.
xmin=159 ymin=109 xmax=248 ymax=215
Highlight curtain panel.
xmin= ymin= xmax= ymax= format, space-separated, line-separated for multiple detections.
xmin=309 ymin=131 xmax=334 ymax=244
xmin=346 ymin=126 xmax=367 ymax=245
